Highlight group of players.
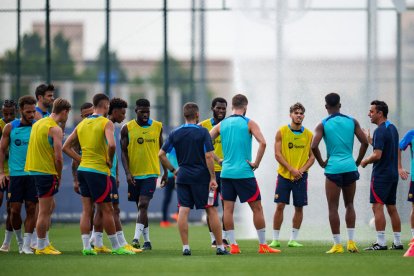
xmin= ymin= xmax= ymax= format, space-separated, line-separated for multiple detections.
xmin=0 ymin=84 xmax=413 ymax=256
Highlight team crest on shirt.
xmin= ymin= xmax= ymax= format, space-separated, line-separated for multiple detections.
xmin=128 ymin=192 xmax=131 ymax=199
xmin=288 ymin=142 xmax=293 ymax=149
xmin=275 ymin=194 xmax=279 ymax=199
xmin=409 ymin=193 xmax=413 ymax=199
xmin=7 ymin=192 xmax=11 ymax=199
xmin=137 ymin=137 xmax=144 ymax=144
xmin=114 ymin=194 xmax=118 ymax=199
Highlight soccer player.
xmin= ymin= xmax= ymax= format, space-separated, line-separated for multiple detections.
xmin=160 ymin=148 xmax=178 ymax=228
xmin=107 ymin=98 xmax=142 ymax=253
xmin=210 ymin=94 xmax=280 ymax=254
xmin=34 ymin=84 xmax=55 ymax=120
xmin=0 ymin=99 xmax=17 ymax=252
xmin=0 ymin=96 xmax=37 ymax=254
xmin=121 ymin=99 xmax=167 ymax=250
xmin=159 ymin=102 xmax=229 ymax=256
xmin=63 ymin=93 xmax=134 ymax=255
xmin=25 ymin=98 xmax=71 ymax=255
xmin=311 ymin=93 xmax=368 ymax=253
xmin=398 ymin=128 xmax=414 ymax=245
xmin=361 ymin=100 xmax=402 ymax=250
xmin=199 ymin=97 xmax=229 ymax=247
xmin=270 ymin=102 xmax=315 ymax=248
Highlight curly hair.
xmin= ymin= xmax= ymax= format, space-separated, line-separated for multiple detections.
xmin=109 ymin=98 xmax=128 ymax=115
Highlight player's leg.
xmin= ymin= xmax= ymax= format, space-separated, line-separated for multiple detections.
xmin=21 ymin=201 xmax=36 ymax=254
xmin=130 ymin=179 xmax=142 ymax=248
xmin=161 ymin=177 xmax=174 ymax=227
xmin=289 ymin=174 xmax=307 ymax=247
xmin=411 ymin=203 xmax=414 ymax=243
xmin=342 ymin=181 xmax=357 ymax=252
xmin=137 ymin=177 xmax=156 ymax=250
xmin=80 ymin=196 xmax=96 ymax=255
xmin=271 ymin=175 xmax=290 ymax=247
xmin=205 ymin=206 xmax=229 ymax=255
xmin=0 ymin=202 xmax=13 ymax=252
xmin=35 ymin=196 xmax=55 ymax=253
xmin=178 ymin=206 xmax=191 ymax=255
xmin=9 ymin=201 xmax=23 ymax=251
xmin=324 ymin=176 xmax=344 ymax=253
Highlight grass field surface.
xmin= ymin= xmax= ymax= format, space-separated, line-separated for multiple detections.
xmin=0 ymin=223 xmax=413 ymax=275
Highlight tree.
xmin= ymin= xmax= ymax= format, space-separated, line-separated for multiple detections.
xmin=0 ymin=32 xmax=75 ymax=80
xmin=78 ymin=45 xmax=127 ymax=83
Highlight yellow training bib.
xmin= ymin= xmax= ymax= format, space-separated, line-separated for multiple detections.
xmin=25 ymin=117 xmax=58 ymax=175
xmin=200 ymin=118 xmax=223 ymax=172
xmin=126 ymin=119 xmax=162 ymax=177
xmin=277 ymin=125 xmax=313 ymax=180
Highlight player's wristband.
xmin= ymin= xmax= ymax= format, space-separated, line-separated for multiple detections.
xmin=169 ymin=168 xmax=176 ymax=173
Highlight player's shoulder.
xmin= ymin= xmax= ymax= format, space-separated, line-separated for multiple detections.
xmin=151 ymin=118 xmax=163 ymax=127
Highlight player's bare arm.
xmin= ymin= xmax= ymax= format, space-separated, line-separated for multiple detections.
xmin=104 ymin=120 xmax=116 ymax=169
xmin=120 ymin=124 xmax=135 ymax=186
xmin=159 ymin=127 xmax=168 ymax=184
xmin=51 ymin=126 xmax=64 ymax=179
xmin=0 ymin=124 xmax=11 ymax=187
xmin=247 ymin=119 xmax=266 ymax=170
xmin=354 ymin=119 xmax=369 ymax=166
xmin=361 ymin=149 xmax=382 ymax=168
xmin=311 ymin=122 xmax=328 ymax=168
xmin=62 ymin=127 xmax=81 ymax=163
xmin=205 ymin=151 xmax=217 ymax=190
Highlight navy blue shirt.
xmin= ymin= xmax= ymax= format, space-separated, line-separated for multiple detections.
xmin=372 ymin=121 xmax=399 ymax=182
xmin=162 ymin=124 xmax=214 ymax=184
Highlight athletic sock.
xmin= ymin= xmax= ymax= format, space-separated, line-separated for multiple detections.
xmin=31 ymin=229 xmax=37 ymax=247
xmin=37 ymin=238 xmax=47 ymax=250
xmin=226 ymin=230 xmax=237 ymax=245
xmin=95 ymin=232 xmax=104 ymax=248
xmin=14 ymin=229 xmax=23 ymax=245
xmin=347 ymin=228 xmax=355 ymax=241
xmin=45 ymin=231 xmax=50 ymax=246
xmin=272 ymin=229 xmax=280 ymax=241
xmin=290 ymin=228 xmax=299 ymax=241
xmin=116 ymin=231 xmax=128 ymax=247
xmin=23 ymin=233 xmax=32 ymax=249
xmin=3 ymin=230 xmax=13 ymax=246
xmin=89 ymin=229 xmax=96 ymax=244
xmin=108 ymin=234 xmax=120 ymax=250
xmin=257 ymin=228 xmax=266 ymax=244
xmin=143 ymin=227 xmax=150 ymax=242
xmin=222 ymin=230 xmax=227 ymax=240
xmin=209 ymin=232 xmax=216 ymax=243
xmin=183 ymin=244 xmax=190 ymax=251
xmin=393 ymin=232 xmax=402 ymax=245
xmin=134 ymin=223 xmax=144 ymax=240
xmin=82 ymin=234 xmax=91 ymax=250
xmin=333 ymin=234 xmax=341 ymax=245
xmin=217 ymin=244 xmax=224 ymax=250
xmin=376 ymin=231 xmax=386 ymax=246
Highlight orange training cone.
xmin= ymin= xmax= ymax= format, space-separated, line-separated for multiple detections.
xmin=403 ymin=243 xmax=414 ymax=257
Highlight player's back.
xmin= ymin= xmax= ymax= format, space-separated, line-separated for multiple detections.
xmin=166 ymin=124 xmax=210 ymax=184
xmin=25 ymin=117 xmax=58 ymax=175
xmin=373 ymin=121 xmax=399 ymax=182
xmin=220 ymin=115 xmax=253 ymax=179
xmin=77 ymin=115 xmax=110 ymax=175
xmin=322 ymin=113 xmax=357 ymax=174
xmin=9 ymin=120 xmax=33 ymax=176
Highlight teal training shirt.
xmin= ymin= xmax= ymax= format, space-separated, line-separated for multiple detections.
xmin=322 ymin=113 xmax=357 ymax=174
xmin=9 ymin=119 xmax=34 ymax=176
xmin=110 ymin=132 xmax=117 ymax=178
xmin=220 ymin=115 xmax=254 ymax=179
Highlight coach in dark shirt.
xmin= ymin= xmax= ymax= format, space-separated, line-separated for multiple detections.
xmin=158 ymin=102 xmax=229 ymax=256
xmin=361 ymin=100 xmax=402 ymax=251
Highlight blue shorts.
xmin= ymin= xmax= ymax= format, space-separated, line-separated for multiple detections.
xmin=409 ymin=181 xmax=414 ymax=203
xmin=221 ymin=177 xmax=261 ymax=203
xmin=8 ymin=176 xmax=38 ymax=203
xmin=370 ymin=177 xmax=398 ymax=205
xmin=0 ymin=177 xmax=9 ymax=193
xmin=78 ymin=171 xmax=112 ymax=203
xmin=325 ymin=171 xmax=360 ymax=187
xmin=110 ymin=176 xmax=119 ymax=204
xmin=33 ymin=174 xmax=59 ymax=198
xmin=176 ymin=181 xmax=218 ymax=210
xmin=128 ymin=177 xmax=157 ymax=202
xmin=274 ymin=173 xmax=308 ymax=207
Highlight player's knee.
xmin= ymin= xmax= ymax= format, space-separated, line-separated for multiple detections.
xmin=276 ymin=203 xmax=286 ymax=212
xmin=138 ymin=202 xmax=149 ymax=210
